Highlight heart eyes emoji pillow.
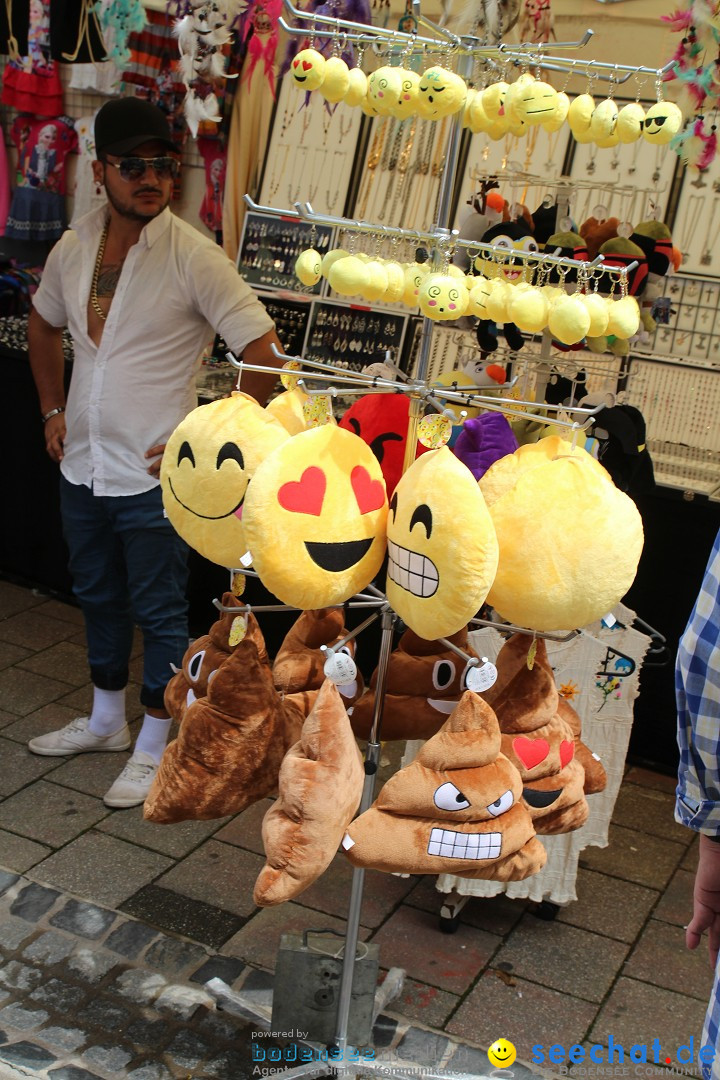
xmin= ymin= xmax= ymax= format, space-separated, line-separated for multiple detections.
xmin=242 ymin=425 xmax=389 ymax=610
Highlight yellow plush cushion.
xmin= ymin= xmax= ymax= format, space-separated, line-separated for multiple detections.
xmin=242 ymin=425 xmax=388 ymax=609
xmin=479 ymin=437 xmax=644 ymax=630
xmin=386 ymin=447 xmax=498 ymax=640
xmin=253 ymin=679 xmax=364 ymax=906
xmin=161 ymin=393 xmax=289 ymax=569
xmin=342 ymin=691 xmax=546 ymax=880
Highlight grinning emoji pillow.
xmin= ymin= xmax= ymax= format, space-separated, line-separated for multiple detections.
xmin=161 ymin=393 xmax=289 ymax=569
xmin=349 ymin=625 xmax=481 ymax=741
xmin=164 ymin=595 xmax=268 ymax=723
xmin=342 ymin=690 xmax=546 ymax=880
xmin=242 ymin=425 xmax=389 ymax=610
xmin=253 ymin=679 xmax=364 ymax=907
xmin=479 ymin=437 xmax=644 ymax=631
xmin=386 ymin=447 xmax=499 ymax=640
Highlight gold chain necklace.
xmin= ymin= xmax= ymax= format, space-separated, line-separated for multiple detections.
xmin=90 ymin=222 xmax=109 ymax=322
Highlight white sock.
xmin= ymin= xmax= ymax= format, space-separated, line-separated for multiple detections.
xmin=134 ymin=715 xmax=172 ymax=764
xmin=88 ymin=687 xmax=126 ymax=736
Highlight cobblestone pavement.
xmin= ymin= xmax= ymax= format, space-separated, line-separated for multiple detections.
xmin=0 ymin=581 xmax=710 ymax=1079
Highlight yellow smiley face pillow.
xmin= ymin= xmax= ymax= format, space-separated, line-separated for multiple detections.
xmin=242 ymin=425 xmax=389 ymax=609
xmin=479 ymin=436 xmax=644 ymax=631
xmin=386 ymin=447 xmax=499 ymax=640
xmin=161 ymin=393 xmax=290 ymax=569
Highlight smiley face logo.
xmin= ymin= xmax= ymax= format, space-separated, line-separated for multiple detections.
xmin=160 ymin=394 xmax=289 ymax=569
xmin=385 ymin=448 xmax=499 ymax=640
xmin=242 ymin=425 xmax=388 ymax=610
xmin=488 ymin=1039 xmax=516 ymax=1069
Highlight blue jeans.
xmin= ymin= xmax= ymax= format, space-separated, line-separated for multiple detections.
xmin=60 ymin=477 xmax=189 ymax=709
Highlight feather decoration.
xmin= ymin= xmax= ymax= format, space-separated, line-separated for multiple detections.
xmin=661 ymin=6 xmax=694 ymax=30
xmin=671 ymin=115 xmax=718 ymax=171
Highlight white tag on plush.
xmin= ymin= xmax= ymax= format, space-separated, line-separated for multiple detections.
xmin=341 ymin=833 xmax=355 ymax=850
xmin=466 ymin=660 xmax=498 ymax=692
xmin=324 ymin=652 xmax=358 ymax=686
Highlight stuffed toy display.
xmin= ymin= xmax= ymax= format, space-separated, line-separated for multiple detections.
xmin=272 ymin=607 xmax=364 ymax=710
xmin=144 ymin=635 xmax=304 ymax=824
xmin=475 ymin=219 xmax=538 ymax=352
xmin=350 ymin=625 xmax=481 ymax=740
xmin=164 ymin=593 xmax=268 ymax=722
xmin=253 ymin=679 xmax=364 ymax=906
xmin=479 ymin=436 xmax=644 ymax=631
xmin=484 ymin=634 xmax=605 ymax=833
xmin=385 ymin=447 xmax=499 ymax=640
xmin=160 ymin=393 xmax=289 ymax=569
xmin=452 ymin=413 xmax=519 ymax=480
xmin=242 ymin=424 xmax=389 ymax=610
xmin=342 ymin=690 xmax=547 ymax=880
xmin=338 ymin=394 xmax=429 ymax=497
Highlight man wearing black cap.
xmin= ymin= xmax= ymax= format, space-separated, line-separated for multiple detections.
xmin=26 ymin=96 xmax=283 ymax=808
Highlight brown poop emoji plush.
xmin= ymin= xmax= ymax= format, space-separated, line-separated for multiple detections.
xmin=164 ymin=593 xmax=269 ymax=722
xmin=483 ymin=634 xmax=592 ymax=834
xmin=557 ymin=696 xmax=607 ymax=795
xmin=144 ymin=636 xmax=304 ymax=824
xmin=350 ymin=626 xmax=481 ymax=741
xmin=254 ymin=679 xmax=364 ymax=907
xmin=342 ymin=690 xmax=546 ymax=881
xmin=272 ymin=607 xmax=363 ymax=713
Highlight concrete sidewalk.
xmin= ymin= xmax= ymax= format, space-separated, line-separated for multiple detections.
xmin=0 ymin=579 xmax=711 ymax=1079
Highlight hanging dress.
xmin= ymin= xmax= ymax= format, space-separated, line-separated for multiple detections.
xmin=71 ymin=114 xmax=106 ymax=224
xmin=1 ymin=0 xmax=63 ymax=115
xmin=5 ymin=115 xmax=78 ymax=242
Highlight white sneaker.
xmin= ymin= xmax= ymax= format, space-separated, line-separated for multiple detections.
xmin=28 ymin=716 xmax=132 ymax=757
xmin=103 ymin=751 xmax=159 ymax=809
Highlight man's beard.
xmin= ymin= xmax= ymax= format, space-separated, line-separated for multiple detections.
xmin=105 ymin=184 xmax=170 ymax=222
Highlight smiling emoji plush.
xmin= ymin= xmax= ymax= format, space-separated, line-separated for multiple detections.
xmin=290 ymin=47 xmax=326 ymax=91
xmin=385 ymin=447 xmax=498 ymax=640
xmin=242 ymin=425 xmax=388 ymax=610
xmin=342 ymin=690 xmax=546 ymax=880
xmin=349 ymin=625 xmax=482 ymax=740
xmin=417 ymin=66 xmax=467 ymax=119
xmin=161 ymin=393 xmax=289 ymax=569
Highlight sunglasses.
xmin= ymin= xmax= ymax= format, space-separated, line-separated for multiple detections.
xmin=106 ymin=156 xmax=179 ymax=182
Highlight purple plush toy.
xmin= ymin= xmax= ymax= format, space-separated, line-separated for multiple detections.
xmin=452 ymin=413 xmax=519 ymax=481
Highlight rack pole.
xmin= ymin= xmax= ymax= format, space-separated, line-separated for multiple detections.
xmin=330 ymin=606 xmax=397 ymax=1056
xmin=402 ymin=51 xmax=474 ymax=476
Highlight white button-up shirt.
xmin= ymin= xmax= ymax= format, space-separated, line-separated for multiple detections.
xmin=33 ymin=205 xmax=274 ymax=497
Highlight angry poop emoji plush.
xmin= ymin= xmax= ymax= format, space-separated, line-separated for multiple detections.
xmin=342 ymin=690 xmax=546 ymax=880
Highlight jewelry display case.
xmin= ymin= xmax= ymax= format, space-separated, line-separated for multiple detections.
xmin=304 ymin=300 xmax=409 ymax=371
xmin=673 ymin=150 xmax=720 ymax=277
xmin=237 ymin=211 xmax=334 ymax=293
xmin=638 ymin=273 xmax=720 ymax=368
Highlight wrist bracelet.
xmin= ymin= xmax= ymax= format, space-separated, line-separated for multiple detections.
xmin=42 ymin=406 xmax=65 ymax=423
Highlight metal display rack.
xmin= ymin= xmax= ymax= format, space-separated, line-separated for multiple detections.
xmin=205 ymin=4 xmax=679 ymax=1075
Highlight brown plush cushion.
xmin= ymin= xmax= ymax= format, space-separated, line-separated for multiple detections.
xmin=350 ymin=626 xmax=480 ymax=740
xmin=557 ymin=697 xmax=608 ymax=795
xmin=164 ymin=595 xmax=268 ymax=722
xmin=272 ymin=608 xmax=363 ymax=713
xmin=144 ymin=638 xmax=300 ymax=824
xmin=254 ymin=680 xmax=364 ymax=906
xmin=343 ymin=691 xmax=546 ymax=880
xmin=485 ymin=634 xmax=590 ymax=834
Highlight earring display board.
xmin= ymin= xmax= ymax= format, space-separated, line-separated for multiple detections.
xmin=237 ymin=211 xmax=334 ymax=293
xmin=352 ymin=115 xmax=454 ymax=232
xmin=454 ymin=125 xmax=572 ymax=230
xmin=567 ymin=101 xmax=679 ymax=224
xmin=639 ymin=275 xmax=720 ymax=367
xmin=259 ymin=294 xmax=312 ymax=358
xmin=259 ymin=76 xmax=363 ymax=217
xmin=624 ymin=355 xmax=720 ymax=496
xmin=304 ymin=300 xmax=408 ymax=371
xmin=673 ymin=155 xmax=720 ymax=276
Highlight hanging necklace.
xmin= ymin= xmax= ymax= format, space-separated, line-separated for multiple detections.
xmin=680 ymin=194 xmax=704 ymax=261
xmin=90 ymin=222 xmax=109 ymax=322
xmin=701 ymin=199 xmax=720 ymax=266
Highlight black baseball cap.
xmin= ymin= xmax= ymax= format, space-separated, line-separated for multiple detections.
xmin=94 ymin=97 xmax=175 ymax=157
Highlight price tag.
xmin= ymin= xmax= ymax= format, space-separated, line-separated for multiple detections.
xmin=418 ymin=413 xmax=452 ymax=448
xmin=323 ymin=651 xmax=358 ymax=686
xmin=465 ymin=659 xmax=498 ymax=692
xmin=303 ymin=394 xmax=333 ymax=427
xmin=229 ymin=615 xmax=248 ymax=646
xmin=280 ymin=360 xmax=303 ymax=390
xmin=231 ymin=572 xmax=245 ymax=597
